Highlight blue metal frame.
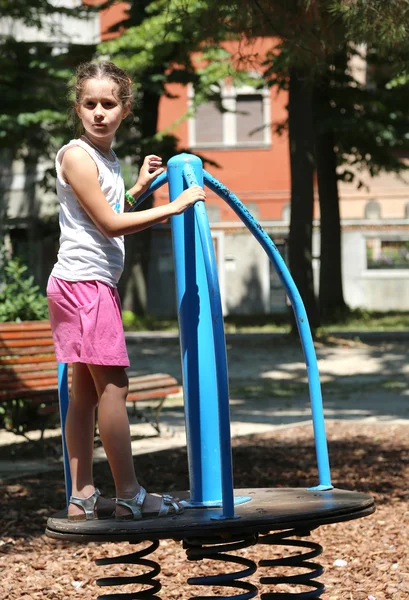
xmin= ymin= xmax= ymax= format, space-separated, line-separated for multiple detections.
xmin=57 ymin=362 xmax=71 ymax=504
xmin=167 ymin=154 xmax=228 ymax=511
xmin=182 ymin=161 xmax=237 ymax=519
xmin=57 ymin=151 xmax=332 ymax=517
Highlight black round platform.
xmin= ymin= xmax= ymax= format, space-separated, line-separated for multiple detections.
xmin=45 ymin=488 xmax=375 ymax=543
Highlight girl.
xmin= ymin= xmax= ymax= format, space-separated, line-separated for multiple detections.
xmin=47 ymin=61 xmax=205 ymax=521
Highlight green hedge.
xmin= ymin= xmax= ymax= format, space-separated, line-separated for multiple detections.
xmin=0 ymin=255 xmax=48 ymax=322
xmin=0 ymin=253 xmax=50 ymax=436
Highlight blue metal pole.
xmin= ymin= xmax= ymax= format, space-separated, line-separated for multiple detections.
xmin=168 ymin=153 xmax=223 ymax=505
xmin=57 ymin=362 xmax=72 ymax=505
xmin=182 ymin=163 xmax=235 ymax=519
xmin=203 ymin=170 xmax=332 ymax=490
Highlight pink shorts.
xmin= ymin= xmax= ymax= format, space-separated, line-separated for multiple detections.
xmin=47 ymin=276 xmax=130 ymax=367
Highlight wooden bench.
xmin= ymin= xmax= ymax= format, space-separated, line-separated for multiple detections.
xmin=0 ymin=320 xmax=181 ymax=437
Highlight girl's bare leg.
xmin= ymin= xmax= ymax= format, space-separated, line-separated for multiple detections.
xmin=65 ymin=362 xmax=107 ymax=518
xmin=88 ymin=364 xmax=166 ymax=516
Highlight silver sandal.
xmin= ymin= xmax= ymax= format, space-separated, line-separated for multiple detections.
xmin=68 ymin=488 xmax=115 ymax=521
xmin=115 ymin=486 xmax=184 ymax=521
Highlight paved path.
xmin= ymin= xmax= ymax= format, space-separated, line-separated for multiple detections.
xmin=1 ymin=331 xmax=409 ymax=480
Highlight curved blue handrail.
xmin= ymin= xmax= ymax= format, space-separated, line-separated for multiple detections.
xmin=203 ymin=170 xmax=332 ymax=490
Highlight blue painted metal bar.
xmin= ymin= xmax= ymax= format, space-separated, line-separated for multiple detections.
xmin=129 ymin=171 xmax=168 ymax=211
xmin=167 ymin=153 xmax=223 ymax=505
xmin=203 ymin=170 xmax=332 ymax=490
xmin=182 ymin=162 xmax=235 ymax=519
xmin=57 ymin=362 xmax=72 ymax=505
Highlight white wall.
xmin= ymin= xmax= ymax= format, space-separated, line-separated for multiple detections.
xmin=0 ymin=5 xmax=100 ymax=45
xmin=223 ymin=232 xmax=270 ymax=314
xmin=342 ymin=228 xmax=409 ymax=311
xmin=361 ymin=271 xmax=409 ymax=310
xmin=342 ymin=230 xmax=367 ymax=308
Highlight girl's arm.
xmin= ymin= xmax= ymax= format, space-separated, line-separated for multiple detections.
xmin=62 ymin=147 xmax=205 ymax=238
xmin=124 ymin=154 xmax=164 ymax=212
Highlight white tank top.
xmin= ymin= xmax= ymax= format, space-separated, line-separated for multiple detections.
xmin=51 ymin=138 xmax=125 ymax=287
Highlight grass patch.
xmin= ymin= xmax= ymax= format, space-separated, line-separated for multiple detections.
xmin=382 ymin=379 xmax=407 ymax=390
xmin=122 ymin=309 xmax=409 ymax=334
xmin=122 ymin=310 xmax=179 ymax=331
xmin=318 ymin=309 xmax=409 ymax=332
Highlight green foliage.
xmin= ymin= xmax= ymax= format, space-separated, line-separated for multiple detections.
xmin=122 ymin=309 xmax=159 ymax=331
xmin=311 ymin=45 xmax=409 ymax=186
xmin=0 ymin=2 xmax=96 ymax=194
xmin=0 ymin=251 xmax=51 ymax=433
xmin=122 ymin=310 xmax=179 ymax=331
xmin=330 ymin=0 xmax=409 ymax=48
xmin=103 ymin=0 xmax=409 ymax=182
xmin=97 ymin=0 xmax=270 ymax=169
xmin=97 ymin=0 xmax=409 ymax=327
xmin=97 ymin=0 xmax=212 ymax=164
xmin=0 ymin=0 xmax=90 ymax=27
xmin=0 ymin=255 xmax=49 ymax=322
xmin=122 ymin=309 xmax=143 ymax=330
xmin=0 ymin=36 xmax=94 ymax=154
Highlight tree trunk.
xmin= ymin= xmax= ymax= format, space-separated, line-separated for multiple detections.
xmin=288 ymin=67 xmax=319 ymax=331
xmin=119 ymin=79 xmax=161 ymax=316
xmin=315 ymin=128 xmax=347 ymax=322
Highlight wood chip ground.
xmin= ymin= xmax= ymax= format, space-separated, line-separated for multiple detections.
xmin=1 ymin=420 xmax=408 ymax=600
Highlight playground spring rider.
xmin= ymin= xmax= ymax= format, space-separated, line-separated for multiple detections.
xmin=46 ymin=154 xmax=375 ymax=599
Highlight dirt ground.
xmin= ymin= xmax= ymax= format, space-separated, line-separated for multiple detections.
xmin=1 ymin=333 xmax=409 ymax=600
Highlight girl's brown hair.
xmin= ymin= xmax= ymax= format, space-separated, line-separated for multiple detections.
xmin=71 ymin=61 xmax=134 ymax=134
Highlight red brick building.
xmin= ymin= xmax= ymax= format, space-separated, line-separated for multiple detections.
xmin=97 ymin=3 xmax=409 ymax=315
xmin=97 ymin=2 xmax=292 ymax=225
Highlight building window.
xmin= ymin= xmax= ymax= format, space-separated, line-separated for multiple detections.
xmin=366 ymin=239 xmax=409 ymax=269
xmin=206 ymin=203 xmax=221 ymax=223
xmin=195 ymin=101 xmax=224 ymax=145
xmin=236 ymin=95 xmax=264 ymax=143
xmin=364 ymin=199 xmax=381 ymax=220
xmin=188 ymin=78 xmax=271 ymax=149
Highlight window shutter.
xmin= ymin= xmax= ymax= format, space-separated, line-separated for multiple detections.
xmin=195 ymin=102 xmax=223 ymax=144
xmin=236 ymin=95 xmax=264 ymax=143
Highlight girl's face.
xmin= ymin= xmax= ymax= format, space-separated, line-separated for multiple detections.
xmin=75 ymin=78 xmax=130 ymax=143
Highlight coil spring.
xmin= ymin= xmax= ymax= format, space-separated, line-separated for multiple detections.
xmin=184 ymin=533 xmax=259 ymax=600
xmin=95 ymin=539 xmax=161 ymax=600
xmin=258 ymin=529 xmax=325 ymax=599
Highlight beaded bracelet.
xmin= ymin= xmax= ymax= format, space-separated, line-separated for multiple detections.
xmin=125 ymin=190 xmax=136 ymax=206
